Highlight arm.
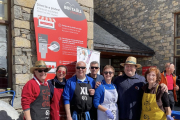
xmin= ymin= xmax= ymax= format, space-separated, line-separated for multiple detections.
xmin=165 ymin=107 xmax=171 ymax=115
xmin=65 ymin=104 xmax=72 ymax=120
xmin=98 ymin=105 xmax=107 ymax=112
xmin=24 ymin=110 xmax=32 ymax=120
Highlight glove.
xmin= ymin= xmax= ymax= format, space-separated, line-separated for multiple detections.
xmin=105 ymin=110 xmax=114 ymax=119
xmin=167 ymin=115 xmax=174 ymax=120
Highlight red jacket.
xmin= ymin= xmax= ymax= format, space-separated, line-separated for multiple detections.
xmin=160 ymin=72 xmax=178 ymax=102
xmin=21 ymin=76 xmax=48 ymax=111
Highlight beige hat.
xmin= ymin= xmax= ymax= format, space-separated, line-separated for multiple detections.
xmin=30 ymin=60 xmax=51 ymax=74
xmin=120 ymin=56 xmax=141 ymax=68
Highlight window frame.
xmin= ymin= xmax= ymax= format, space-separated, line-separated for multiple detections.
xmin=0 ymin=0 xmax=12 ymax=88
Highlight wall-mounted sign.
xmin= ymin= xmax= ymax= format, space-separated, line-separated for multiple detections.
xmin=77 ymin=46 xmax=101 ymax=74
xmin=33 ymin=0 xmax=87 ymax=79
xmin=142 ymin=66 xmax=156 ymax=76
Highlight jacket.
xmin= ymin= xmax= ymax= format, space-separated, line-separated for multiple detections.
xmin=160 ymin=72 xmax=177 ymax=102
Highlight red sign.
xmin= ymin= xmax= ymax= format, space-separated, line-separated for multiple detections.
xmin=142 ymin=66 xmax=156 ymax=75
xmin=33 ymin=0 xmax=87 ymax=79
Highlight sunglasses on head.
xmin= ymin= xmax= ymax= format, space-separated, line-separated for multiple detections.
xmin=36 ymin=68 xmax=49 ymax=73
xmin=104 ymin=71 xmax=114 ymax=75
xmin=76 ymin=66 xmax=86 ymax=69
xmin=91 ymin=67 xmax=99 ymax=69
xmin=58 ymin=70 xmax=66 ymax=74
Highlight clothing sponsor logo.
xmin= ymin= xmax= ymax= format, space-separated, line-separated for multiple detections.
xmin=45 ymin=110 xmax=50 ymax=116
xmin=80 ymin=87 xmax=88 ymax=101
xmin=80 ymin=87 xmax=88 ymax=95
xmin=42 ymin=89 xmax=50 ymax=107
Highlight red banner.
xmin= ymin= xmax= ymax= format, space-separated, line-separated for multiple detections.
xmin=33 ymin=0 xmax=87 ymax=79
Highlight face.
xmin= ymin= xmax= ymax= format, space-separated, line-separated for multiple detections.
xmin=76 ymin=62 xmax=86 ymax=79
xmin=170 ymin=64 xmax=175 ymax=73
xmin=147 ymin=71 xmax=156 ymax=84
xmin=124 ymin=64 xmax=136 ymax=77
xmin=56 ymin=67 xmax=66 ymax=80
xmin=34 ymin=68 xmax=48 ymax=82
xmin=103 ymin=68 xmax=114 ymax=81
xmin=90 ymin=63 xmax=99 ymax=75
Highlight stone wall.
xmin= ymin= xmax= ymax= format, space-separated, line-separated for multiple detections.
xmin=94 ymin=0 xmax=180 ymax=71
xmin=9 ymin=0 xmax=94 ymax=112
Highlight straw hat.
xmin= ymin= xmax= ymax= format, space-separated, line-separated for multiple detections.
xmin=120 ymin=56 xmax=141 ymax=68
xmin=30 ymin=60 xmax=51 ymax=74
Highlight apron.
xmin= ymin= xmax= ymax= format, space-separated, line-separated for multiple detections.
xmin=50 ymin=81 xmax=66 ymax=120
xmin=140 ymin=85 xmax=167 ymax=120
xmin=70 ymin=76 xmax=93 ymax=120
xmin=97 ymin=84 xmax=118 ymax=120
xmin=30 ymin=77 xmax=50 ymax=120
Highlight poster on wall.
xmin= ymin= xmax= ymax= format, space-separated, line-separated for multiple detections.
xmin=33 ymin=0 xmax=87 ymax=79
xmin=142 ymin=66 xmax=156 ymax=75
xmin=77 ymin=46 xmax=101 ymax=74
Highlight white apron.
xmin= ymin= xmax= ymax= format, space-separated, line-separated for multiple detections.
xmin=97 ymin=84 xmax=119 ymax=120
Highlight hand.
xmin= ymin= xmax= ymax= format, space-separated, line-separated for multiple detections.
xmin=89 ymin=89 xmax=95 ymax=95
xmin=105 ymin=110 xmax=114 ymax=119
xmin=167 ymin=115 xmax=174 ymax=120
xmin=174 ymin=85 xmax=179 ymax=91
xmin=95 ymin=81 xmax=101 ymax=88
xmin=160 ymin=83 xmax=168 ymax=93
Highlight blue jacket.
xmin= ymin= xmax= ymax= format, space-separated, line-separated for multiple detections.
xmin=62 ymin=75 xmax=95 ymax=105
xmin=113 ymin=73 xmax=146 ymax=120
xmin=93 ymin=80 xmax=117 ymax=108
xmin=87 ymin=73 xmax=104 ymax=83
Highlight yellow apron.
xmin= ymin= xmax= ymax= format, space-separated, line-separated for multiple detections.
xmin=140 ymin=86 xmax=167 ymax=120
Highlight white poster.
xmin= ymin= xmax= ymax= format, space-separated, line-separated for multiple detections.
xmin=77 ymin=46 xmax=100 ymax=74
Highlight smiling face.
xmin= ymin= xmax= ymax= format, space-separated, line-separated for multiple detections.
xmin=56 ymin=67 xmax=66 ymax=80
xmin=76 ymin=61 xmax=86 ymax=79
xmin=147 ymin=71 xmax=156 ymax=84
xmin=90 ymin=63 xmax=99 ymax=75
xmin=124 ymin=64 xmax=136 ymax=77
xmin=103 ymin=68 xmax=114 ymax=82
xmin=34 ymin=69 xmax=48 ymax=82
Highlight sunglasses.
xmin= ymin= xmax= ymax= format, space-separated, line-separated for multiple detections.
xmin=36 ymin=68 xmax=49 ymax=73
xmin=58 ymin=70 xmax=66 ymax=74
xmin=76 ymin=66 xmax=86 ymax=69
xmin=91 ymin=67 xmax=99 ymax=69
xmin=104 ymin=71 xmax=114 ymax=75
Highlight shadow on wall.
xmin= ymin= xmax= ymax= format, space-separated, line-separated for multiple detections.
xmin=0 ymin=110 xmax=22 ymax=120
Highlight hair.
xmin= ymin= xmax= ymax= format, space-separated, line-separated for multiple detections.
xmin=144 ymin=67 xmax=161 ymax=83
xmin=56 ymin=65 xmax=68 ymax=73
xmin=103 ymin=65 xmax=115 ymax=73
xmin=90 ymin=61 xmax=99 ymax=67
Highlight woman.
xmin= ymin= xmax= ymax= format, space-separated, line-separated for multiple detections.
xmin=93 ymin=65 xmax=118 ymax=120
xmin=48 ymin=65 xmax=67 ymax=120
xmin=21 ymin=60 xmax=51 ymax=120
xmin=140 ymin=67 xmax=174 ymax=120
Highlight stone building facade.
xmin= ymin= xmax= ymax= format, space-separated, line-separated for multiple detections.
xmin=94 ymin=0 xmax=180 ymax=71
xmin=8 ymin=0 xmax=94 ymax=112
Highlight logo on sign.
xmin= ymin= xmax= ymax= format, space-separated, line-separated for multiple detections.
xmin=64 ymin=2 xmax=82 ymax=14
xmin=45 ymin=61 xmax=56 ymax=73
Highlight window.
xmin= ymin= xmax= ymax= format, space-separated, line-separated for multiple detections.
xmin=0 ymin=0 xmax=11 ymax=88
xmin=175 ymin=13 xmax=180 ymax=56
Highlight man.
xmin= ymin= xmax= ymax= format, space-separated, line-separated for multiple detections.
xmin=21 ymin=60 xmax=51 ymax=120
xmin=87 ymin=61 xmax=104 ymax=120
xmin=87 ymin=61 xmax=104 ymax=87
xmin=113 ymin=56 xmax=167 ymax=120
xmin=160 ymin=63 xmax=179 ymax=110
xmin=63 ymin=61 xmax=95 ymax=120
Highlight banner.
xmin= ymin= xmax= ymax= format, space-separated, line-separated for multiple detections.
xmin=77 ymin=46 xmax=101 ymax=74
xmin=33 ymin=0 xmax=87 ymax=79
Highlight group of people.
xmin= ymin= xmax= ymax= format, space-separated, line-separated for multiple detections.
xmin=21 ymin=56 xmax=178 ymax=120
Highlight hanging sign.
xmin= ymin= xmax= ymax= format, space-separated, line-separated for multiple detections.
xmin=77 ymin=46 xmax=101 ymax=74
xmin=33 ymin=0 xmax=87 ymax=79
